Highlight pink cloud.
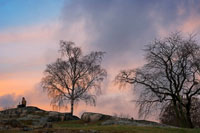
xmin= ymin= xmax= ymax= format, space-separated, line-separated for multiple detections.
xmin=180 ymin=15 xmax=200 ymax=33
xmin=0 ymin=23 xmax=60 ymax=44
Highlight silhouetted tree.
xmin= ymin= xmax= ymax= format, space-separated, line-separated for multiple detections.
xmin=160 ymin=98 xmax=200 ymax=127
xmin=41 ymin=41 xmax=107 ymax=115
xmin=116 ymin=33 xmax=200 ymax=128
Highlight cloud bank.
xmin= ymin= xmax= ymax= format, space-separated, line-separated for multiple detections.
xmin=0 ymin=94 xmax=21 ymax=109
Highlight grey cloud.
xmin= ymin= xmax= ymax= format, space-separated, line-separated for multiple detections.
xmin=60 ymin=0 xmax=187 ymax=69
xmin=57 ymin=0 xmax=200 ymax=119
xmin=58 ymin=0 xmax=177 ymax=116
xmin=0 ymin=94 xmax=22 ymax=108
xmin=62 ymin=1 xmax=154 ymax=53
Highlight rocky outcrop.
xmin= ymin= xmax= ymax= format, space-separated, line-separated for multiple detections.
xmin=0 ymin=106 xmax=79 ymax=129
xmin=81 ymin=112 xmax=112 ymax=122
xmin=101 ymin=119 xmax=171 ymax=127
xmin=81 ymin=112 xmax=173 ymax=128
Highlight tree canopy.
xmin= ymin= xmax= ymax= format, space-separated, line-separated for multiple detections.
xmin=41 ymin=41 xmax=107 ymax=115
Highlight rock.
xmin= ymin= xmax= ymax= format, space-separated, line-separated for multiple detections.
xmin=79 ymin=129 xmax=99 ymax=133
xmin=0 ymin=125 xmax=10 ymax=130
xmin=23 ymin=126 xmax=33 ymax=131
xmin=39 ymin=117 xmax=48 ymax=124
xmin=79 ymin=130 xmax=85 ymax=133
xmin=43 ymin=122 xmax=53 ymax=128
xmin=4 ymin=125 xmax=10 ymax=130
xmin=89 ymin=129 xmax=99 ymax=133
xmin=0 ymin=106 xmax=80 ymax=129
xmin=101 ymin=119 xmax=139 ymax=126
xmin=65 ymin=113 xmax=80 ymax=121
xmin=4 ymin=119 xmax=22 ymax=128
xmin=81 ymin=112 xmax=112 ymax=122
xmin=101 ymin=119 xmax=173 ymax=127
xmin=47 ymin=112 xmax=79 ymax=122
xmin=48 ymin=111 xmax=60 ymax=116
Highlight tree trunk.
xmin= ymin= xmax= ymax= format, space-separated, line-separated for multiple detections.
xmin=186 ymin=110 xmax=193 ymax=128
xmin=173 ymin=100 xmax=183 ymax=127
xmin=173 ymin=105 xmax=181 ymax=126
xmin=186 ymin=104 xmax=194 ymax=128
xmin=178 ymin=104 xmax=188 ymax=127
xmin=173 ymin=100 xmax=187 ymax=127
xmin=71 ymin=99 xmax=74 ymax=116
xmin=175 ymin=102 xmax=194 ymax=128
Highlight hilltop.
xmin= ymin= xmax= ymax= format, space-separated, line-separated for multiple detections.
xmin=0 ymin=106 xmax=79 ymax=131
xmin=0 ymin=106 xmax=199 ymax=133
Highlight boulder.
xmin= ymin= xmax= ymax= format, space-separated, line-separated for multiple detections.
xmin=65 ymin=113 xmax=80 ymax=121
xmin=3 ymin=119 xmax=22 ymax=128
xmin=23 ymin=126 xmax=33 ymax=131
xmin=81 ymin=112 xmax=112 ymax=122
xmin=43 ymin=122 xmax=53 ymax=128
xmin=48 ymin=111 xmax=60 ymax=116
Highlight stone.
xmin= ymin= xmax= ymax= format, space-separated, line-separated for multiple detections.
xmin=0 ymin=106 xmax=80 ymax=129
xmin=81 ymin=112 xmax=112 ymax=122
xmin=65 ymin=113 xmax=80 ymax=121
xmin=101 ymin=119 xmax=139 ymax=126
xmin=89 ymin=129 xmax=99 ymax=133
xmin=79 ymin=130 xmax=85 ymax=133
xmin=23 ymin=126 xmax=33 ymax=131
xmin=4 ymin=119 xmax=22 ymax=128
xmin=43 ymin=122 xmax=53 ymax=128
xmin=48 ymin=111 xmax=60 ymax=116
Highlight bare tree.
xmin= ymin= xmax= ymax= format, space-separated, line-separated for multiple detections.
xmin=116 ymin=33 xmax=200 ymax=128
xmin=41 ymin=41 xmax=107 ymax=115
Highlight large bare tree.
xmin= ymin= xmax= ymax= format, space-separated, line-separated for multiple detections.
xmin=41 ymin=41 xmax=107 ymax=115
xmin=116 ymin=33 xmax=200 ymax=128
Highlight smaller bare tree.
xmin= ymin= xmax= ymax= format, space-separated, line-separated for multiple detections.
xmin=41 ymin=41 xmax=107 ymax=115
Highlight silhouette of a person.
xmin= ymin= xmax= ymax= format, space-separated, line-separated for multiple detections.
xmin=21 ymin=97 xmax=26 ymax=107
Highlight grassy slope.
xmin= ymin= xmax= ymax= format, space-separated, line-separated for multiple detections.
xmin=52 ymin=120 xmax=200 ymax=133
xmin=1 ymin=120 xmax=200 ymax=133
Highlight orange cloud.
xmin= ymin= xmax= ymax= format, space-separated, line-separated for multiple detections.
xmin=0 ymin=72 xmax=41 ymax=95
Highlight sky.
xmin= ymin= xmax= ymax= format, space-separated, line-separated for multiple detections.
xmin=1 ymin=0 xmax=200 ymax=120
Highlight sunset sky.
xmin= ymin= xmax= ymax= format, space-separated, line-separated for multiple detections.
xmin=1 ymin=0 xmax=200 ymax=120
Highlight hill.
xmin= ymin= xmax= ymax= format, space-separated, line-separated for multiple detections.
xmin=0 ymin=106 xmax=79 ymax=131
xmin=0 ymin=107 xmax=199 ymax=132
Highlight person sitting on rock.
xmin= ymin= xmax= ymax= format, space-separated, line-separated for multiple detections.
xmin=22 ymin=97 xmax=26 ymax=107
xmin=17 ymin=97 xmax=27 ymax=108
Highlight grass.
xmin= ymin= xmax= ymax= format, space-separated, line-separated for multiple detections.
xmin=53 ymin=120 xmax=200 ymax=133
xmin=0 ymin=120 xmax=199 ymax=132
